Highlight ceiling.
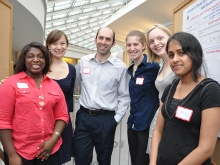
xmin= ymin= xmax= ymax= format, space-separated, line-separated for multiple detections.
xmin=46 ymin=0 xmax=184 ymax=53
xmin=9 ymin=0 xmax=184 ymax=53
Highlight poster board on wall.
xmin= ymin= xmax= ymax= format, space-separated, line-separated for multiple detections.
xmin=172 ymin=0 xmax=196 ymax=33
xmin=0 ymin=0 xmax=13 ymax=79
xmin=182 ymin=0 xmax=220 ymax=83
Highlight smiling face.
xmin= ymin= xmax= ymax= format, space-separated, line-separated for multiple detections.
xmin=25 ymin=47 xmax=45 ymax=78
xmin=95 ymin=28 xmax=115 ymax=56
xmin=167 ymin=40 xmax=193 ymax=79
xmin=48 ymin=35 xmax=67 ymax=59
xmin=148 ymin=28 xmax=170 ymax=57
xmin=126 ymin=35 xmax=145 ymax=61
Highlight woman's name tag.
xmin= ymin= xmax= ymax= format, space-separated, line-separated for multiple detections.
xmin=17 ymin=83 xmax=29 ymax=88
xmin=175 ymin=106 xmax=193 ymax=122
xmin=136 ymin=77 xmax=144 ymax=85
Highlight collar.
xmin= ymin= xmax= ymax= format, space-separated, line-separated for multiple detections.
xmin=88 ymin=53 xmax=114 ymax=65
xmin=18 ymin=71 xmax=49 ymax=81
xmin=128 ymin=54 xmax=148 ymax=69
xmin=141 ymin=54 xmax=148 ymax=66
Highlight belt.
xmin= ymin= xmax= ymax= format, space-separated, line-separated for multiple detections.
xmin=80 ymin=106 xmax=108 ymax=116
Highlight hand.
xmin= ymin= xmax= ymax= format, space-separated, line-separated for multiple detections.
xmin=0 ymin=78 xmax=7 ymax=86
xmin=8 ymin=153 xmax=23 ymax=165
xmin=36 ymin=139 xmax=56 ymax=161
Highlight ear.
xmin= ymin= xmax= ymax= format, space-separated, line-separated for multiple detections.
xmin=47 ymin=45 xmax=51 ymax=50
xmin=143 ymin=43 xmax=146 ymax=51
xmin=112 ymin=41 xmax=116 ymax=46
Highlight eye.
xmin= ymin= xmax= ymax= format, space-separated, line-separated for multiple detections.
xmin=106 ymin=38 xmax=110 ymax=41
xmin=38 ymin=55 xmax=45 ymax=59
xmin=27 ymin=55 xmax=34 ymax=59
xmin=98 ymin=36 xmax=104 ymax=40
xmin=157 ymin=36 xmax=163 ymax=41
xmin=168 ymin=53 xmax=174 ymax=59
xmin=179 ymin=52 xmax=184 ymax=56
xmin=149 ymin=40 xmax=154 ymax=45
xmin=126 ymin=44 xmax=131 ymax=47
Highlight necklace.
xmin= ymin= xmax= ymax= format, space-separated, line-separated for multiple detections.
xmin=39 ymin=77 xmax=44 ymax=106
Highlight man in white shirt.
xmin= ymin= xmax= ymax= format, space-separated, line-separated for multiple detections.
xmin=73 ymin=27 xmax=130 ymax=165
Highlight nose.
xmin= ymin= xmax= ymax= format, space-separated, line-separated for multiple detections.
xmin=173 ymin=54 xmax=179 ymax=62
xmin=130 ymin=45 xmax=135 ymax=51
xmin=154 ymin=40 xmax=159 ymax=45
xmin=32 ymin=56 xmax=40 ymax=61
xmin=57 ymin=44 xmax=61 ymax=49
xmin=101 ymin=39 xmax=106 ymax=44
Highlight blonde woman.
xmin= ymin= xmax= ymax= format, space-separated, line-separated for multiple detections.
xmin=126 ymin=30 xmax=159 ymax=165
xmin=146 ymin=24 xmax=178 ymax=154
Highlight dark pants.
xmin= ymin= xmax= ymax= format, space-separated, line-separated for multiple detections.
xmin=127 ymin=128 xmax=150 ymax=165
xmin=4 ymin=151 xmax=57 ymax=165
xmin=73 ymin=109 xmax=117 ymax=165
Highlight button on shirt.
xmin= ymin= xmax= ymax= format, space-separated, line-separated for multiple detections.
xmin=75 ymin=53 xmax=130 ymax=122
xmin=0 ymin=72 xmax=69 ymax=160
xmin=127 ymin=54 xmax=159 ymax=131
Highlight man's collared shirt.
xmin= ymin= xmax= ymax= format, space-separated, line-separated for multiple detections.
xmin=75 ymin=53 xmax=130 ymax=122
xmin=0 ymin=72 xmax=69 ymax=160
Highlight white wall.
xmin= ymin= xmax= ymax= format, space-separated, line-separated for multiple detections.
xmin=17 ymin=0 xmax=46 ymax=29
xmin=8 ymin=0 xmax=47 ymax=52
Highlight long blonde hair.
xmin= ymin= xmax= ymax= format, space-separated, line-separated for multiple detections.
xmin=146 ymin=24 xmax=171 ymax=63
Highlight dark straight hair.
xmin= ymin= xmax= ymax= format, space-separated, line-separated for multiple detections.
xmin=166 ymin=32 xmax=204 ymax=82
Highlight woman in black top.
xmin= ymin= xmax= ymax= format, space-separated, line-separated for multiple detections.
xmin=150 ymin=32 xmax=220 ymax=165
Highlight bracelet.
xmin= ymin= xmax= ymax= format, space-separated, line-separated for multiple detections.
xmin=53 ymin=131 xmax=61 ymax=138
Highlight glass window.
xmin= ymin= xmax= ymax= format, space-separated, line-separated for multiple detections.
xmin=46 ymin=0 xmax=132 ymax=52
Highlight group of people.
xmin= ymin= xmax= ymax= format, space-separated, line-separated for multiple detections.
xmin=0 ymin=23 xmax=219 ymax=165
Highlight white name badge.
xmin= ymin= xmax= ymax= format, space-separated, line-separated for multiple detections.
xmin=136 ymin=77 xmax=144 ymax=85
xmin=17 ymin=83 xmax=29 ymax=88
xmin=175 ymin=106 xmax=193 ymax=122
xmin=82 ymin=67 xmax=91 ymax=74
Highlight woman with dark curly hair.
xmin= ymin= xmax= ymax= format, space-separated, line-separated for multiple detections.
xmin=0 ymin=42 xmax=69 ymax=165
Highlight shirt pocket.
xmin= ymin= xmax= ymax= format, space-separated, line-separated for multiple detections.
xmin=47 ymin=90 xmax=60 ymax=107
xmin=16 ymin=89 xmax=33 ymax=118
xmin=16 ymin=88 xmax=32 ymax=103
xmin=99 ymin=75 xmax=118 ymax=92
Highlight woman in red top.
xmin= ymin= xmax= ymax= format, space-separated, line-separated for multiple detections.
xmin=0 ymin=42 xmax=69 ymax=165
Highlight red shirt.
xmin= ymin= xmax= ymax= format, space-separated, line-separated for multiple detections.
xmin=0 ymin=72 xmax=69 ymax=160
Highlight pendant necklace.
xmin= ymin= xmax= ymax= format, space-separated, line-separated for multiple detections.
xmin=39 ymin=77 xmax=44 ymax=106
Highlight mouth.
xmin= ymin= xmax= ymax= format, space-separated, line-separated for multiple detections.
xmin=32 ymin=64 xmax=41 ymax=69
xmin=99 ymin=46 xmax=107 ymax=50
xmin=155 ymin=46 xmax=163 ymax=51
xmin=173 ymin=65 xmax=182 ymax=69
xmin=54 ymin=50 xmax=64 ymax=54
xmin=129 ymin=52 xmax=137 ymax=56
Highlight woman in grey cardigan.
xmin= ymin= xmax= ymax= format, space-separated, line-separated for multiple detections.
xmin=146 ymin=24 xmax=178 ymax=154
